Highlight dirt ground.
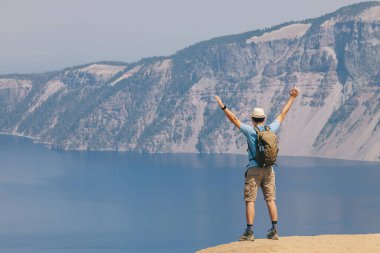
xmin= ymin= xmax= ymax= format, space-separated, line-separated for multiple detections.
xmin=196 ymin=234 xmax=380 ymax=253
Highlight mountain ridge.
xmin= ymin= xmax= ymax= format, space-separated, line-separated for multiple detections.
xmin=0 ymin=1 xmax=379 ymax=161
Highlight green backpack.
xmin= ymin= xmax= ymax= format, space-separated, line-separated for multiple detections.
xmin=248 ymin=126 xmax=279 ymax=167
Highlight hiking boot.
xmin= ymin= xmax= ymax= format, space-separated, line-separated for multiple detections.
xmin=239 ymin=230 xmax=255 ymax=241
xmin=266 ymin=228 xmax=279 ymax=240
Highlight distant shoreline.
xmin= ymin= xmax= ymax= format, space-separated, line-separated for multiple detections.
xmin=0 ymin=132 xmax=379 ymax=163
xmin=0 ymin=131 xmax=38 ymax=140
xmin=197 ymin=234 xmax=380 ymax=253
xmin=0 ymin=132 xmax=59 ymax=148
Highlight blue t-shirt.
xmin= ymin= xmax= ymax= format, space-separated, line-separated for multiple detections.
xmin=240 ymin=120 xmax=280 ymax=168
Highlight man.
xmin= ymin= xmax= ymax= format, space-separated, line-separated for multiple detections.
xmin=214 ymin=86 xmax=300 ymax=241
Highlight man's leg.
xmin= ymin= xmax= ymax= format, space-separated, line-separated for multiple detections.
xmin=246 ymin=201 xmax=255 ymax=225
xmin=265 ymin=200 xmax=279 ymax=239
xmin=266 ymin=200 xmax=277 ymax=221
xmin=240 ymin=171 xmax=259 ymax=241
xmin=240 ymin=201 xmax=255 ymax=241
xmin=262 ymin=167 xmax=279 ymax=240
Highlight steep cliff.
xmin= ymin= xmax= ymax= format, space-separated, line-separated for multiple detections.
xmin=0 ymin=2 xmax=379 ymax=161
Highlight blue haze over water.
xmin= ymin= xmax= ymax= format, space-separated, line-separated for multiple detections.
xmin=0 ymin=135 xmax=379 ymax=253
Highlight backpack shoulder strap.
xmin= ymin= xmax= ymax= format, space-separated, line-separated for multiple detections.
xmin=253 ymin=125 xmax=261 ymax=144
xmin=253 ymin=125 xmax=261 ymax=133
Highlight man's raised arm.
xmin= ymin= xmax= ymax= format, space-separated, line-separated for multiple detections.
xmin=215 ymin=95 xmax=241 ymax=129
xmin=275 ymin=86 xmax=300 ymax=124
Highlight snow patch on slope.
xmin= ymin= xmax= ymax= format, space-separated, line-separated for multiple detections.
xmin=0 ymin=79 xmax=32 ymax=89
xmin=110 ymin=65 xmax=142 ymax=86
xmin=359 ymin=6 xmax=380 ymax=22
xmin=80 ymin=64 xmax=126 ymax=82
xmin=321 ymin=6 xmax=380 ymax=29
xmin=0 ymin=79 xmax=32 ymax=101
xmin=246 ymin=23 xmax=311 ymax=44
xmin=28 ymin=79 xmax=65 ymax=114
xmin=154 ymin=59 xmax=172 ymax=73
xmin=321 ymin=18 xmax=338 ymax=29
xmin=110 ymin=60 xmax=172 ymax=86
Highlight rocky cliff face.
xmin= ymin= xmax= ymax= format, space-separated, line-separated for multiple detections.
xmin=0 ymin=2 xmax=379 ymax=161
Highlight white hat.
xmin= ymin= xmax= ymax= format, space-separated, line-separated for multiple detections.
xmin=250 ymin=107 xmax=266 ymax=118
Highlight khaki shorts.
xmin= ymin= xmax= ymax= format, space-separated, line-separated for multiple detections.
xmin=244 ymin=166 xmax=276 ymax=202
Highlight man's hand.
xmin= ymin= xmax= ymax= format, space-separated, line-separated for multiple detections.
xmin=275 ymin=86 xmax=300 ymax=123
xmin=215 ymin=95 xmax=225 ymax=109
xmin=215 ymin=95 xmax=241 ymax=129
xmin=290 ymin=86 xmax=300 ymax=98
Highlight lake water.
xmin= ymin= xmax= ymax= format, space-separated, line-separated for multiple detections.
xmin=0 ymin=135 xmax=379 ymax=253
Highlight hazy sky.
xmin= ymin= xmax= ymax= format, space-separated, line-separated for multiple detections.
xmin=0 ymin=0 xmax=370 ymax=74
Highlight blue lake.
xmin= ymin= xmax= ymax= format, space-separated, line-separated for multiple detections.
xmin=0 ymin=135 xmax=379 ymax=253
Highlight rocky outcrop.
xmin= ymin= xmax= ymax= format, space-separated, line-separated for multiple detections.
xmin=0 ymin=2 xmax=379 ymax=161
